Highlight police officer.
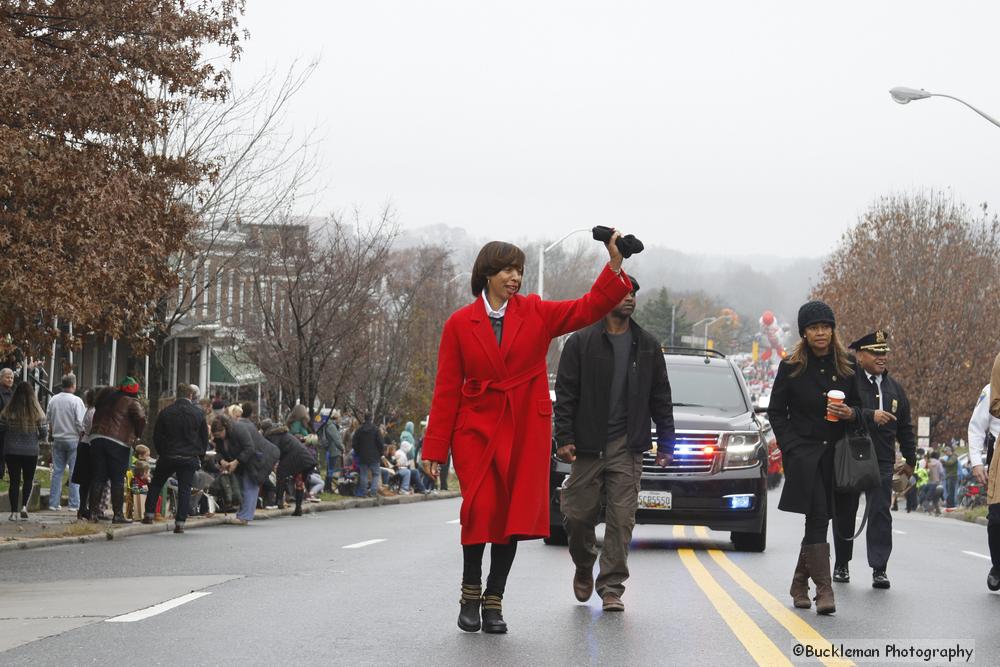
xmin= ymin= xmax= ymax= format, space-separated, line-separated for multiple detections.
xmin=833 ymin=330 xmax=916 ymax=589
xmin=554 ymin=275 xmax=674 ymax=613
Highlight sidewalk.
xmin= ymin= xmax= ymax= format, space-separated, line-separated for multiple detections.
xmin=0 ymin=490 xmax=461 ymax=553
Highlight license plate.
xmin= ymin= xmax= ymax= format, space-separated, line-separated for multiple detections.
xmin=637 ymin=490 xmax=672 ymax=510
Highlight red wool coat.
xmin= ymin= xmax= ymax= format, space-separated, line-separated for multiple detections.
xmin=423 ymin=265 xmax=631 ymax=545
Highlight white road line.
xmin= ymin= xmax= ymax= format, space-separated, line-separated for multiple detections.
xmin=343 ymin=538 xmax=387 ymax=549
xmin=893 ymin=530 xmax=906 ymax=535
xmin=963 ymin=550 xmax=991 ymax=561
xmin=446 ymin=519 xmax=460 ymax=524
xmin=106 ymin=592 xmax=211 ymax=623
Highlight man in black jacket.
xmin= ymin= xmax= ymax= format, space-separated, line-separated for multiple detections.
xmin=143 ymin=383 xmax=209 ymax=533
xmin=554 ymin=276 xmax=674 ymax=612
xmin=352 ymin=414 xmax=384 ymax=497
xmin=833 ymin=330 xmax=916 ymax=589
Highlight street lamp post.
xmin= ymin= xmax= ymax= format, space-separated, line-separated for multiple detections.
xmin=889 ymin=86 xmax=1000 ymax=129
xmin=537 ymin=228 xmax=590 ymax=299
xmin=690 ymin=315 xmax=734 ymax=350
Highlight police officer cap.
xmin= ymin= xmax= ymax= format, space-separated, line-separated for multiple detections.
xmin=797 ymin=300 xmax=835 ymax=336
xmin=848 ymin=329 xmax=890 ymax=353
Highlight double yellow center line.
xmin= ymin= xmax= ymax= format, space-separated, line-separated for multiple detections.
xmin=674 ymin=525 xmax=854 ymax=667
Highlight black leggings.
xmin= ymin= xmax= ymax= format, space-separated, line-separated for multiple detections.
xmin=89 ymin=438 xmax=131 ymax=517
xmin=803 ymin=469 xmax=831 ymax=545
xmin=462 ymin=540 xmax=518 ymax=597
xmin=988 ymin=504 xmax=1000 ymax=568
xmin=5 ymin=455 xmax=37 ymax=512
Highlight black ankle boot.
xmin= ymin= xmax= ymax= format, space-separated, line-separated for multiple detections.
xmin=481 ymin=594 xmax=507 ymax=634
xmin=458 ymin=585 xmax=482 ymax=632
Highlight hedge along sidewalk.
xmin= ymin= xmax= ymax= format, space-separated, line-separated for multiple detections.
xmin=0 ymin=490 xmax=461 ymax=553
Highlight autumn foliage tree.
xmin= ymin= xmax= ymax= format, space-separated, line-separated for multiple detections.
xmin=0 ymin=1 xmax=244 ymax=358
xmin=813 ymin=191 xmax=1000 ymax=441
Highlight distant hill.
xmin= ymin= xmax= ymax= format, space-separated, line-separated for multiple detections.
xmin=395 ymin=224 xmax=824 ymax=324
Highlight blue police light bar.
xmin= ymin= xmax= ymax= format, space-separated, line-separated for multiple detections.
xmin=724 ymin=494 xmax=753 ymax=510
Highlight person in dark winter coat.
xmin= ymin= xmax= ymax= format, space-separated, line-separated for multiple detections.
xmin=766 ymin=300 xmax=863 ymax=616
xmin=351 ymin=415 xmax=384 ymax=497
xmin=211 ymin=414 xmax=280 ymax=524
xmin=554 ymin=275 xmax=674 ymax=612
xmin=263 ymin=420 xmax=316 ymax=516
xmin=144 ymin=384 xmax=209 ymax=533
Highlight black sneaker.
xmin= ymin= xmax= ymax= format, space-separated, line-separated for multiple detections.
xmin=872 ymin=569 xmax=891 ymax=589
xmin=832 ymin=564 xmax=850 ymax=583
xmin=988 ymin=567 xmax=1000 ymax=592
xmin=19 ymin=509 xmax=28 ymax=520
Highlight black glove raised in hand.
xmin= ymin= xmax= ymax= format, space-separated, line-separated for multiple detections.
xmin=592 ymin=226 xmax=644 ymax=259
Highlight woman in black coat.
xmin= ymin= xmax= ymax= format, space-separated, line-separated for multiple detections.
xmin=767 ymin=301 xmax=862 ymax=616
xmin=211 ymin=414 xmax=280 ymax=524
xmin=263 ymin=420 xmax=317 ymax=516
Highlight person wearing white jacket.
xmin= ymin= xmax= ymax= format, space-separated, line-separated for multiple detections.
xmin=968 ymin=383 xmax=1000 ymax=591
xmin=45 ymin=374 xmax=86 ymax=511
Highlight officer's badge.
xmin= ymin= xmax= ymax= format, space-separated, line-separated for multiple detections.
xmin=876 ymin=330 xmax=886 ymax=344
xmin=891 ymin=399 xmax=898 ymax=413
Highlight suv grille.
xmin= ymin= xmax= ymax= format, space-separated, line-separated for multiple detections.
xmin=643 ymin=432 xmax=721 ymax=474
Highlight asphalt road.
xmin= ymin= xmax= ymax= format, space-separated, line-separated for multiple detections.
xmin=0 ymin=489 xmax=997 ymax=666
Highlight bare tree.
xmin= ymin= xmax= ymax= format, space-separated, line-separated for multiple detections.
xmin=349 ymin=244 xmax=453 ymax=421
xmin=241 ymin=210 xmax=397 ymax=419
xmin=143 ymin=60 xmax=321 ymax=424
xmin=813 ymin=191 xmax=1000 ymax=440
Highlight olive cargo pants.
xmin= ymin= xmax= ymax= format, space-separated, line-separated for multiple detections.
xmin=561 ymin=435 xmax=644 ymax=598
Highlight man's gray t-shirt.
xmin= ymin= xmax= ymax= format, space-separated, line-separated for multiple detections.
xmin=606 ymin=328 xmax=632 ymax=441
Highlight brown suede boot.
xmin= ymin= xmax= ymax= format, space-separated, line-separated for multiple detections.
xmin=789 ymin=546 xmax=811 ymax=609
xmin=806 ymin=543 xmax=836 ymax=615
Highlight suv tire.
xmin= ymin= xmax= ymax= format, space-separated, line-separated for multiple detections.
xmin=731 ymin=505 xmax=766 ymax=552
xmin=544 ymin=525 xmax=569 ymax=546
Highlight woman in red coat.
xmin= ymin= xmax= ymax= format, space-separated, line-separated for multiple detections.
xmin=422 ymin=233 xmax=631 ymax=634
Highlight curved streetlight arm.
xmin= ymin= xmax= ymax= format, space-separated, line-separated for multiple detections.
xmin=890 ymin=86 xmax=1000 ymax=130
xmin=928 ymin=93 xmax=1000 ymax=130
xmin=538 ymin=228 xmax=591 ymax=298
xmin=544 ymin=228 xmax=591 ymax=254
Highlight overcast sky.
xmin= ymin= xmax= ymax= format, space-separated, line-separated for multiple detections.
xmin=230 ymin=1 xmax=1000 ymax=257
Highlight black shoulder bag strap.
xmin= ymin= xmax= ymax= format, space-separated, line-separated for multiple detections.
xmin=832 ymin=488 xmax=871 ymax=541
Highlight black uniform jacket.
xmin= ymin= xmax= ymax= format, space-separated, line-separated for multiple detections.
xmin=554 ymin=318 xmax=674 ymax=455
xmin=153 ymin=398 xmax=209 ymax=459
xmin=767 ymin=350 xmax=863 ymax=515
xmin=855 ymin=368 xmax=917 ymax=469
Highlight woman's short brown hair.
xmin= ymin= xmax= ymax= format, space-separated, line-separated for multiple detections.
xmin=470 ymin=241 xmax=525 ymax=297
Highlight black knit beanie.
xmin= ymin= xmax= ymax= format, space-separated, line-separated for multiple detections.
xmin=797 ymin=300 xmax=835 ymax=336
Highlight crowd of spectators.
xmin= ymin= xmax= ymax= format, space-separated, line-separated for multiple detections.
xmin=0 ymin=368 xmax=450 ymax=531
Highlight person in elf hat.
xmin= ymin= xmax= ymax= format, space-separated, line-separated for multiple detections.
xmin=832 ymin=330 xmax=916 ymax=591
xmin=88 ymin=377 xmax=146 ymax=524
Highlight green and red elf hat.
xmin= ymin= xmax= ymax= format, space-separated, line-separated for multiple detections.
xmin=118 ymin=376 xmax=141 ymax=396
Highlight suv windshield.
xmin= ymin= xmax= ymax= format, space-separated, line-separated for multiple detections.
xmin=666 ymin=362 xmax=748 ymax=416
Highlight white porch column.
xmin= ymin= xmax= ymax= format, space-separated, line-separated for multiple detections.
xmin=109 ymin=339 xmax=118 ymax=383
xmin=199 ymin=338 xmax=210 ymax=393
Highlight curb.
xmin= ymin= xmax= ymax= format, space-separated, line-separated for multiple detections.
xmin=0 ymin=490 xmax=461 ymax=553
xmin=938 ymin=508 xmax=988 ymax=527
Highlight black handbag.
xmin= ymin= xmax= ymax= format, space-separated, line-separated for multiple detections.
xmin=833 ymin=425 xmax=881 ymax=541
xmin=834 ymin=426 xmax=880 ymax=494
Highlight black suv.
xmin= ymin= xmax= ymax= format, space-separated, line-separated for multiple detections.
xmin=546 ymin=348 xmax=768 ymax=551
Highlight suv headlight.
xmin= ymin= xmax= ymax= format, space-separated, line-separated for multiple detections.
xmin=723 ymin=432 xmax=762 ymax=469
